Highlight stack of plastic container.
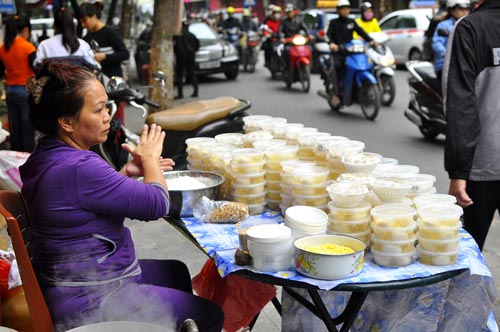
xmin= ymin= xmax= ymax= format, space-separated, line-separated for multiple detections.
xmin=404 ymin=174 xmax=437 ymax=199
xmin=313 ymin=136 xmax=348 ymax=167
xmin=242 ymin=115 xmax=272 ymax=133
xmin=325 ymin=181 xmax=371 ymax=245
xmin=263 ymin=145 xmax=299 ymax=210
xmin=414 ymin=196 xmax=463 ymax=266
xmin=246 ymin=224 xmax=294 ymax=271
xmin=327 ymin=140 xmax=365 ymax=179
xmin=279 ymin=160 xmax=316 ymax=215
xmin=290 ymin=165 xmax=330 ymax=212
xmin=297 ymin=132 xmax=330 ymax=161
xmin=284 ymin=205 xmax=328 ymax=240
xmin=231 ymin=148 xmax=267 ymax=215
xmin=370 ymin=205 xmax=417 ymax=267
xmin=185 ymin=137 xmax=216 ymax=170
xmin=208 ymin=145 xmax=235 ymax=200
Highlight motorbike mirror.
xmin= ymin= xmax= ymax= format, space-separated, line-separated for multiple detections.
xmin=106 ymin=76 xmax=128 ymax=93
xmin=90 ymin=39 xmax=99 ymax=52
xmin=437 ymin=28 xmax=449 ymax=37
xmin=152 ymin=71 xmax=167 ymax=82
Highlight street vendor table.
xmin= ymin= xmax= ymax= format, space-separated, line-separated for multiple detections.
xmin=164 ymin=210 xmax=498 ymax=332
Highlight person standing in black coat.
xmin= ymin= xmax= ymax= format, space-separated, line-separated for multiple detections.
xmin=174 ymin=21 xmax=200 ymax=99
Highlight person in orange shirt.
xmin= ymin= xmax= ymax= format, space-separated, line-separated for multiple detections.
xmin=0 ymin=14 xmax=37 ymax=152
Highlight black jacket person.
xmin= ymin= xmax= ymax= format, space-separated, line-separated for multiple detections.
xmin=174 ymin=22 xmax=200 ymax=99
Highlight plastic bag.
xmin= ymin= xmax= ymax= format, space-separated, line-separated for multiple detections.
xmin=193 ymin=196 xmax=248 ymax=223
xmin=0 ymin=151 xmax=30 ymax=191
xmin=192 ymin=259 xmax=277 ymax=332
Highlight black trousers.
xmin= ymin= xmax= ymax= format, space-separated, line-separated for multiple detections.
xmin=463 ymin=180 xmax=500 ymax=251
xmin=175 ymin=57 xmax=198 ymax=97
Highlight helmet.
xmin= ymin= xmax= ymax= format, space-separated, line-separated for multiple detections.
xmin=268 ymin=4 xmax=275 ymax=10
xmin=337 ymin=0 xmax=351 ymax=8
xmin=285 ymin=3 xmax=294 ymax=12
xmin=227 ymin=6 xmax=235 ymax=14
xmin=243 ymin=8 xmax=251 ymax=16
xmin=360 ymin=2 xmax=372 ymax=11
xmin=273 ymin=6 xmax=282 ymax=12
xmin=446 ymin=0 xmax=470 ymax=8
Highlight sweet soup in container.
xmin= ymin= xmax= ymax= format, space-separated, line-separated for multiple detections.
xmin=293 ymin=234 xmax=366 ymax=280
xmin=266 ymin=180 xmax=281 ymax=192
xmin=371 ymin=221 xmax=417 ymax=241
xmin=417 ymin=246 xmax=458 ymax=266
xmin=328 ymin=200 xmax=372 ymax=221
xmin=372 ymin=177 xmax=412 ymax=202
xmin=371 ymin=235 xmax=416 ymax=254
xmin=292 ymin=193 xmax=330 ymax=207
xmin=292 ymin=183 xmax=327 ymax=196
xmin=404 ymin=174 xmax=436 ymax=194
xmin=231 ymin=148 xmax=265 ymax=164
xmin=370 ymin=205 xmax=417 ymax=228
xmin=417 ymin=204 xmax=463 ymax=227
xmin=267 ymin=190 xmax=281 ymax=201
xmin=265 ymin=145 xmax=299 ymax=162
xmin=413 ymin=193 xmax=457 ymax=209
xmin=267 ymin=199 xmax=280 ymax=210
xmin=232 ymin=171 xmax=266 ymax=185
xmin=326 ymin=182 xmax=369 ymax=208
xmin=273 ymin=122 xmax=304 ymax=139
xmin=214 ymin=133 xmax=244 ymax=147
xmin=247 ymin=202 xmax=267 ymax=215
xmin=231 ymin=161 xmax=265 ymax=174
xmin=336 ymin=172 xmax=376 ymax=190
xmin=328 ymin=228 xmax=371 ymax=246
xmin=242 ymin=131 xmax=274 ymax=148
xmin=406 ymin=186 xmax=437 ymax=199
xmin=328 ymin=140 xmax=366 ymax=169
xmin=298 ymin=132 xmax=331 ymax=158
xmin=233 ymin=192 xmax=267 ymax=205
xmin=247 ymin=224 xmax=294 ymax=271
xmin=265 ymin=170 xmax=281 ymax=182
xmin=242 ymin=115 xmax=272 ymax=133
xmin=341 ymin=153 xmax=381 ymax=174
xmin=377 ymin=198 xmax=414 ymax=208
xmin=253 ymin=138 xmax=287 ymax=151
xmin=417 ymin=221 xmax=461 ymax=241
xmin=417 ymin=237 xmax=459 ymax=253
xmin=258 ymin=117 xmax=287 ymax=133
xmin=371 ymin=248 xmax=415 ymax=267
xmin=314 ymin=137 xmax=348 ymax=165
xmin=328 ymin=217 xmax=371 ymax=233
xmin=233 ymin=181 xmax=267 ymax=195
xmin=292 ymin=166 xmax=330 ymax=185
xmin=281 ymin=160 xmax=316 ymax=183
xmin=286 ymin=126 xmax=318 ymax=145
xmin=280 ymin=192 xmax=293 ymax=205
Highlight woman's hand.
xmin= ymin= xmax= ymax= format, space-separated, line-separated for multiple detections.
xmin=120 ymin=157 xmax=175 ymax=177
xmin=448 ymin=179 xmax=473 ymax=208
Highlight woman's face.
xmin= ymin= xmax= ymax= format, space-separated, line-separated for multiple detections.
xmin=80 ymin=15 xmax=97 ymax=32
xmin=67 ymin=79 xmax=110 ymax=149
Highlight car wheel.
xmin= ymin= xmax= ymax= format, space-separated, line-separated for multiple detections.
xmin=409 ymin=48 xmax=422 ymax=61
xmin=225 ymin=67 xmax=239 ymax=80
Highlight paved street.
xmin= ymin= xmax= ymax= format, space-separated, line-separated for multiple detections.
xmin=124 ymin=57 xmax=499 ymax=330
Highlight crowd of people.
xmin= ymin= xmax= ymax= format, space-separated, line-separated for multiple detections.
xmin=0 ymin=0 xmax=498 ymax=330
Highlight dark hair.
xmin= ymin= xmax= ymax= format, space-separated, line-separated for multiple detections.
xmin=79 ymin=1 xmax=104 ymax=19
xmin=54 ymin=8 xmax=80 ymax=54
xmin=4 ymin=14 xmax=31 ymax=51
xmin=28 ymin=59 xmax=97 ymax=136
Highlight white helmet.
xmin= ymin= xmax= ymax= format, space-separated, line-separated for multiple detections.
xmin=446 ymin=0 xmax=470 ymax=8
xmin=337 ymin=0 xmax=351 ymax=8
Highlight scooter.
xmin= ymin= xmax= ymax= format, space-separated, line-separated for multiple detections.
xmin=98 ymin=74 xmax=252 ymax=171
xmin=260 ymin=24 xmax=283 ymax=79
xmin=226 ymin=27 xmax=242 ymax=57
xmin=241 ymin=30 xmax=260 ymax=73
xmin=281 ymin=34 xmax=312 ymax=93
xmin=366 ymin=32 xmax=396 ymax=106
xmin=404 ymin=60 xmax=445 ymax=140
xmin=317 ymin=40 xmax=381 ymax=120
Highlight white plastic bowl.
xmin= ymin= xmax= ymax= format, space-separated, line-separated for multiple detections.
xmin=341 ymin=153 xmax=381 ymax=173
xmin=326 ymin=182 xmax=369 ymax=208
xmin=372 ymin=177 xmax=412 ymax=202
xmin=294 ymin=234 xmax=366 ymax=280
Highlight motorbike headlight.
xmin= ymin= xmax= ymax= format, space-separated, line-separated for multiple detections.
xmin=107 ymin=76 xmax=128 ymax=92
xmin=346 ymin=44 xmax=365 ymax=53
xmin=380 ymin=56 xmax=395 ymax=67
xmin=292 ymin=35 xmax=307 ymax=46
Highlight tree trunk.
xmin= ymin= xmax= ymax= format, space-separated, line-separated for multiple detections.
xmin=107 ymin=0 xmax=118 ymax=25
xmin=121 ymin=0 xmax=132 ymax=39
xmin=149 ymin=0 xmax=183 ymax=111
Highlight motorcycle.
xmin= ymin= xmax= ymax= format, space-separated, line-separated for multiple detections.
xmin=366 ymin=32 xmax=396 ymax=106
xmin=98 ymin=74 xmax=252 ymax=171
xmin=240 ymin=30 xmax=260 ymax=73
xmin=260 ymin=24 xmax=283 ymax=79
xmin=225 ymin=27 xmax=242 ymax=56
xmin=281 ymin=34 xmax=312 ymax=93
xmin=317 ymin=39 xmax=381 ymax=120
xmin=404 ymin=60 xmax=445 ymax=140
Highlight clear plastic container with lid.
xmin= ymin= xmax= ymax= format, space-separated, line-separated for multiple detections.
xmin=247 ymin=224 xmax=294 ymax=271
xmin=417 ymin=221 xmax=461 ymax=241
xmin=253 ymin=138 xmax=286 ymax=151
xmin=258 ymin=117 xmax=287 ymax=133
xmin=214 ymin=133 xmax=244 ymax=147
xmin=371 ymin=248 xmax=415 ymax=267
xmin=370 ymin=235 xmax=416 ymax=254
xmin=328 ymin=140 xmax=365 ymax=157
xmin=286 ymin=126 xmax=318 ymax=145
xmin=233 ymin=181 xmax=267 ymax=195
xmin=273 ymin=122 xmax=304 ymax=139
xmin=413 ymin=193 xmax=457 ymax=209
xmin=266 ymin=180 xmax=281 ymax=191
xmin=327 ymin=229 xmax=371 ymax=246
xmin=328 ymin=200 xmax=372 ymax=221
xmin=186 ymin=137 xmax=217 ymax=160
xmin=265 ymin=170 xmax=281 ymax=182
xmin=231 ymin=161 xmax=266 ymax=174
xmin=371 ymin=221 xmax=417 ymax=241
xmin=292 ymin=166 xmax=330 ymax=185
xmin=417 ymin=246 xmax=458 ymax=266
xmin=233 ymin=192 xmax=267 ymax=205
xmin=231 ymin=148 xmax=265 ymax=164
xmin=298 ymin=132 xmax=331 ymax=150
xmin=328 ymin=217 xmax=371 ymax=233
xmin=292 ymin=193 xmax=330 ymax=207
xmin=242 ymin=115 xmax=272 ymax=132
xmin=292 ymin=183 xmax=328 ymax=196
xmin=374 ymin=164 xmax=420 ymax=179
xmin=404 ymin=174 xmax=436 ymax=194
xmin=265 ymin=145 xmax=299 ymax=162
xmin=267 ymin=190 xmax=281 ymax=201
xmin=370 ymin=205 xmax=417 ymax=228
xmin=281 ymin=160 xmax=316 ymax=176
xmin=417 ymin=204 xmax=463 ymax=227
xmin=232 ymin=171 xmax=266 ymax=185
xmin=242 ymin=131 xmax=274 ymax=148
xmin=417 ymin=237 xmax=459 ymax=253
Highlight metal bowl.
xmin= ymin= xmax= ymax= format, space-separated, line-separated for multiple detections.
xmin=164 ymin=170 xmax=225 ymax=218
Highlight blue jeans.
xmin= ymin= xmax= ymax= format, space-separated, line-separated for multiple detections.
xmin=6 ymin=85 xmax=35 ymax=152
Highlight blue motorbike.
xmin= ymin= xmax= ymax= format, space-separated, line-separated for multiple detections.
xmin=317 ymin=39 xmax=381 ymax=120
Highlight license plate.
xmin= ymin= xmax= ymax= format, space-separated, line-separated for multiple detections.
xmin=199 ymin=61 xmax=221 ymax=69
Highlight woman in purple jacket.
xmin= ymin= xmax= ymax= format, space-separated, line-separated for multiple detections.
xmin=19 ymin=59 xmax=224 ymax=331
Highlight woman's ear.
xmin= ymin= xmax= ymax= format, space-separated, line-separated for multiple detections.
xmin=58 ymin=117 xmax=75 ymax=133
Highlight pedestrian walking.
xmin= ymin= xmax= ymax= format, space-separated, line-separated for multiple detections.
xmin=443 ymin=0 xmax=500 ymax=251
xmin=174 ymin=21 xmax=200 ymax=99
xmin=0 ymin=14 xmax=36 ymax=152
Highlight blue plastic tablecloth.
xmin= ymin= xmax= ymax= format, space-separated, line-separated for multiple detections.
xmin=181 ymin=210 xmax=498 ymax=331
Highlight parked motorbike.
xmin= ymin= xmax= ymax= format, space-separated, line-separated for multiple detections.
xmin=281 ymin=34 xmax=312 ymax=92
xmin=317 ymin=40 xmax=381 ymax=120
xmin=366 ymin=32 xmax=396 ymax=106
xmin=405 ymin=60 xmax=445 ymax=140
xmin=97 ymin=74 xmax=252 ymax=171
xmin=240 ymin=30 xmax=260 ymax=73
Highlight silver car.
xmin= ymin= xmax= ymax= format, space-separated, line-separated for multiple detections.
xmin=379 ymin=8 xmax=433 ymax=64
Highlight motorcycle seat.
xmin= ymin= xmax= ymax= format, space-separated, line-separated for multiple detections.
xmin=147 ymin=97 xmax=245 ymax=131
xmin=415 ymin=65 xmax=442 ymax=95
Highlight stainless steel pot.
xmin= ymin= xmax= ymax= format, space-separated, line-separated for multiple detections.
xmin=164 ymin=170 xmax=225 ymax=218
